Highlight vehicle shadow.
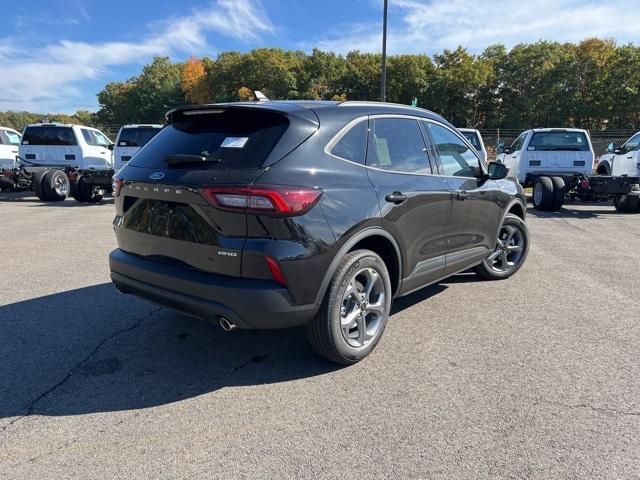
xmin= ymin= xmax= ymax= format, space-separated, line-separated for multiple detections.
xmin=0 ymin=273 xmax=475 ymax=419
xmin=525 ymin=198 xmax=618 ymax=219
xmin=0 ymin=284 xmax=339 ymax=419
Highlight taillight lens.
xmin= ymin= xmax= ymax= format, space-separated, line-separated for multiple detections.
xmin=201 ymin=186 xmax=322 ymax=216
xmin=112 ymin=177 xmax=123 ymax=197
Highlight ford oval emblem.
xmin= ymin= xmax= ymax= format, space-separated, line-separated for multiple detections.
xmin=149 ymin=172 xmax=165 ymax=180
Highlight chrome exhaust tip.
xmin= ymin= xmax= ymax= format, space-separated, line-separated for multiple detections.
xmin=219 ymin=316 xmax=236 ymax=332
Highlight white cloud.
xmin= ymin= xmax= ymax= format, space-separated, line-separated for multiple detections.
xmin=309 ymin=0 xmax=640 ymax=54
xmin=0 ymin=0 xmax=275 ymax=113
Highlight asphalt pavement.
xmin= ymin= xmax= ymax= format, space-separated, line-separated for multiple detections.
xmin=1 ymin=192 xmax=639 ymax=479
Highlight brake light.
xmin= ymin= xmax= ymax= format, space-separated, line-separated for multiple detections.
xmin=201 ymin=186 xmax=322 ymax=216
xmin=112 ymin=177 xmax=123 ymax=197
xmin=265 ymin=256 xmax=287 ymax=287
xmin=579 ymin=178 xmax=590 ymax=189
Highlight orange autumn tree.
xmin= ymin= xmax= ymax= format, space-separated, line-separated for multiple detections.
xmin=181 ymin=57 xmax=210 ymax=104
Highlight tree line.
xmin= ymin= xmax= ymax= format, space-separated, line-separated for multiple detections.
xmin=2 ymin=38 xmax=640 ymax=133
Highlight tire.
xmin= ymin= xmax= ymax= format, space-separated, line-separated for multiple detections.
xmin=32 ymin=170 xmax=48 ymax=201
xmin=72 ymin=176 xmax=103 ymax=203
xmin=550 ymin=176 xmax=566 ymax=211
xmin=614 ymin=194 xmax=640 ymax=213
xmin=532 ymin=176 xmax=554 ymax=211
xmin=41 ymin=170 xmax=70 ymax=201
xmin=306 ymin=249 xmax=392 ymax=365
xmin=474 ymin=214 xmax=529 ymax=281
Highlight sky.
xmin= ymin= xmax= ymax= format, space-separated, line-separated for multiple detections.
xmin=0 ymin=0 xmax=639 ymax=113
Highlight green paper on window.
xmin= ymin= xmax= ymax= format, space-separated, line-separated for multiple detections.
xmin=375 ymin=138 xmax=391 ymax=165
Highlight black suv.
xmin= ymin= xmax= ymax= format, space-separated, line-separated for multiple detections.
xmin=109 ymin=101 xmax=529 ymax=364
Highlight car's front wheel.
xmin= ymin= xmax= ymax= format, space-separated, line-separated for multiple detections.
xmin=474 ymin=214 xmax=529 ymax=280
xmin=307 ymin=249 xmax=392 ymax=365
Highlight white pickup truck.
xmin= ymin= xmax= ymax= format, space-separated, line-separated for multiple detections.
xmin=595 ymin=132 xmax=640 ymax=177
xmin=113 ymin=124 xmax=162 ymax=171
xmin=6 ymin=123 xmax=115 ymax=202
xmin=496 ymin=128 xmax=640 ymax=212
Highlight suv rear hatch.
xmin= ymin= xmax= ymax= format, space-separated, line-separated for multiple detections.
xmin=114 ymin=126 xmax=162 ymax=170
xmin=523 ymin=130 xmax=593 ymax=174
xmin=113 ymin=104 xmax=319 ymax=278
xmin=19 ymin=125 xmax=82 ymax=166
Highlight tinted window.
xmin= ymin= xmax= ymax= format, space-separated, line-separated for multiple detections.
xmin=117 ymin=127 xmax=161 ymax=147
xmin=461 ymin=131 xmax=482 ymax=151
xmin=130 ymin=109 xmax=289 ymax=170
xmin=367 ymin=118 xmax=431 ymax=174
xmin=428 ymin=123 xmax=481 ymax=177
xmin=511 ymin=133 xmax=527 ymax=152
xmin=23 ymin=126 xmax=77 ymax=146
xmin=529 ymin=131 xmax=590 ymax=152
xmin=330 ymin=121 xmax=367 ymax=164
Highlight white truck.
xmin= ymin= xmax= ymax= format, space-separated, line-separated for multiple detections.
xmin=496 ymin=128 xmax=640 ymax=212
xmin=458 ymin=128 xmax=487 ymax=162
xmin=5 ymin=123 xmax=115 ymax=202
xmin=113 ymin=124 xmax=162 ymax=171
xmin=595 ymin=131 xmax=640 ymax=177
xmin=0 ymin=127 xmax=21 ymax=170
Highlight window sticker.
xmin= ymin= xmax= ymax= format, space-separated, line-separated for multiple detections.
xmin=375 ymin=138 xmax=391 ymax=165
xmin=220 ymin=137 xmax=249 ymax=148
xmin=527 ymin=146 xmax=535 ymax=150
xmin=120 ymin=141 xmax=127 ymax=146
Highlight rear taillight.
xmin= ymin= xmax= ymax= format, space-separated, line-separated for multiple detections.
xmin=201 ymin=186 xmax=322 ymax=216
xmin=112 ymin=177 xmax=123 ymax=197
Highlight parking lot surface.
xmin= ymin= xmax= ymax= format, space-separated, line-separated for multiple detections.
xmin=1 ymin=193 xmax=639 ymax=479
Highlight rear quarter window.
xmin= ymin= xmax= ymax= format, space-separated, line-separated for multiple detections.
xmin=329 ymin=120 xmax=368 ymax=164
xmin=23 ymin=126 xmax=78 ymax=146
xmin=129 ymin=109 xmax=289 ymax=170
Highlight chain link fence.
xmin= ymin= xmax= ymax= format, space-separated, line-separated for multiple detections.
xmin=478 ymin=129 xmax=638 ymax=161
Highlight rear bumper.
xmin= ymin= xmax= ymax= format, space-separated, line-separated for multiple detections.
xmin=109 ymin=249 xmax=318 ymax=329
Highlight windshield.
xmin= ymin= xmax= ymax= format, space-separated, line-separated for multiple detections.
xmin=117 ymin=127 xmax=161 ymax=147
xmin=461 ymin=131 xmax=482 ymax=151
xmin=529 ymin=131 xmax=590 ymax=152
xmin=22 ymin=126 xmax=77 ymax=146
xmin=2 ymin=130 xmax=21 ymax=145
xmin=129 ymin=109 xmax=289 ymax=170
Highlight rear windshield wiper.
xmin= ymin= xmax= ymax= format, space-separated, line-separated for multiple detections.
xmin=164 ymin=154 xmax=221 ymax=166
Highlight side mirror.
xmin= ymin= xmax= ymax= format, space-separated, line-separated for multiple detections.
xmin=497 ymin=142 xmax=505 ymax=153
xmin=107 ymin=144 xmax=114 ymax=151
xmin=606 ymin=142 xmax=615 ymax=153
xmin=487 ymin=161 xmax=509 ymax=180
xmin=613 ymin=147 xmax=624 ymax=155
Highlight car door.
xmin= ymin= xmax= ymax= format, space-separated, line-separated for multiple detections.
xmin=424 ymin=121 xmax=503 ymax=276
xmin=365 ymin=115 xmax=453 ymax=294
xmin=501 ymin=132 xmax=528 ymax=182
xmin=0 ymin=129 xmax=20 ymax=167
xmin=611 ymin=133 xmax=640 ymax=177
xmin=80 ymin=128 xmax=113 ymax=169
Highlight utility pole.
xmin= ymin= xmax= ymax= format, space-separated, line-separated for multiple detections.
xmin=380 ymin=0 xmax=388 ymax=102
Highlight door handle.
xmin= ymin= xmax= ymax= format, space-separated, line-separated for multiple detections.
xmin=456 ymin=191 xmax=470 ymax=200
xmin=626 ymin=156 xmax=633 ymax=159
xmin=385 ymin=192 xmax=408 ymax=204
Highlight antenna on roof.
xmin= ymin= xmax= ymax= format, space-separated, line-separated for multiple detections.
xmin=253 ymin=90 xmax=270 ymax=102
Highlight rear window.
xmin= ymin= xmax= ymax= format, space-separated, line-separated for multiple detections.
xmin=23 ymin=126 xmax=77 ymax=146
xmin=529 ymin=131 xmax=590 ymax=152
xmin=117 ymin=127 xmax=161 ymax=147
xmin=129 ymin=109 xmax=289 ymax=170
xmin=461 ymin=131 xmax=482 ymax=151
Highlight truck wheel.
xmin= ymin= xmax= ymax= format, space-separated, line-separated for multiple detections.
xmin=306 ymin=249 xmax=392 ymax=365
xmin=614 ymin=194 xmax=640 ymax=213
xmin=32 ymin=171 xmax=48 ymax=201
xmin=532 ymin=176 xmax=554 ymax=211
xmin=550 ymin=176 xmax=566 ymax=211
xmin=72 ymin=176 xmax=103 ymax=203
xmin=474 ymin=214 xmax=529 ymax=280
xmin=41 ymin=170 xmax=70 ymax=201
